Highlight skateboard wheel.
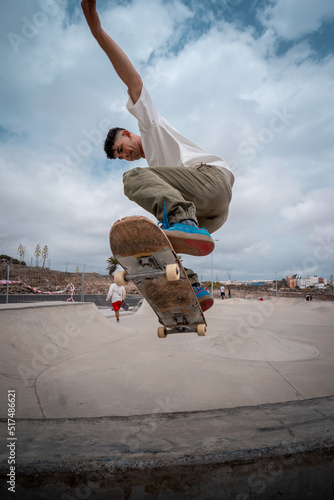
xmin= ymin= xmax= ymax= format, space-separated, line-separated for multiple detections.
xmin=165 ymin=263 xmax=180 ymax=281
xmin=197 ymin=324 xmax=207 ymax=336
xmin=114 ymin=270 xmax=127 ymax=286
xmin=157 ymin=326 xmax=167 ymax=338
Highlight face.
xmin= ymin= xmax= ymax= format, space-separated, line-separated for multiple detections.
xmin=112 ymin=130 xmax=143 ymax=161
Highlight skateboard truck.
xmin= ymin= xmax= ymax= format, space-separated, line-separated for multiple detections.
xmin=174 ymin=314 xmax=188 ymax=325
xmin=157 ymin=314 xmax=206 ymax=338
xmin=137 ymin=255 xmax=159 ymax=268
xmin=114 ymin=262 xmax=180 ymax=286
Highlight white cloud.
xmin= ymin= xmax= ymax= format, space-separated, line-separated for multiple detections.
xmin=103 ymin=0 xmax=193 ymax=62
xmin=1 ymin=0 xmax=333 ymax=281
xmin=259 ymin=0 xmax=334 ymax=40
xmin=280 ymin=188 xmax=334 ymax=231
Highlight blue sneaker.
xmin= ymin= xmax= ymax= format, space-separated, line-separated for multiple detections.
xmin=163 ymin=223 xmax=215 ymax=256
xmin=159 ymin=204 xmax=214 ymax=256
xmin=192 ymin=283 xmax=214 ymax=312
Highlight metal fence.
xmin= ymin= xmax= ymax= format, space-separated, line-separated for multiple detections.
xmin=0 ymin=261 xmax=111 ymax=304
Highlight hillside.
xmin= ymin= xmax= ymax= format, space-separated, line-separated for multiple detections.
xmin=1 ymin=261 xmax=332 ymax=301
xmin=0 ymin=262 xmax=140 ymax=296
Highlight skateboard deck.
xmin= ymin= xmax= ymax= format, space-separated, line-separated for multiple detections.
xmin=109 ymin=215 xmax=207 ymax=338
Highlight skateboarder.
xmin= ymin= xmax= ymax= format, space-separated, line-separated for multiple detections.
xmin=106 ymin=281 xmax=126 ymax=322
xmin=81 ymin=0 xmax=234 ymax=312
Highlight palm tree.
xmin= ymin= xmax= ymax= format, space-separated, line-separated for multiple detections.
xmin=106 ymin=256 xmax=119 ymax=276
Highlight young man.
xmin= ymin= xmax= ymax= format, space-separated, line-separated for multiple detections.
xmin=81 ymin=0 xmax=234 ymax=312
xmin=106 ymin=281 xmax=125 ymax=322
xmin=220 ymin=285 xmax=225 ymax=300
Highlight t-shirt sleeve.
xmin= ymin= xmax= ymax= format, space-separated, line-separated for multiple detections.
xmin=126 ymin=86 xmax=160 ymax=131
xmin=106 ymin=284 xmax=114 ymax=301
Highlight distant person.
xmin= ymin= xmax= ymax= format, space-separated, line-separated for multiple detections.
xmin=106 ymin=282 xmax=125 ymax=322
xmin=220 ymin=285 xmax=225 ymax=299
xmin=81 ymin=0 xmax=234 ymax=314
xmin=228 ymin=288 xmax=231 ymax=299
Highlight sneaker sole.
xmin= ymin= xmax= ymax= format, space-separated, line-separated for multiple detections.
xmin=163 ymin=230 xmax=215 ymax=256
xmin=197 ymin=295 xmax=214 ymax=312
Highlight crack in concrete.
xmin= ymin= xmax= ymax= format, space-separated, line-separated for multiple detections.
xmin=267 ymin=361 xmax=305 ymax=400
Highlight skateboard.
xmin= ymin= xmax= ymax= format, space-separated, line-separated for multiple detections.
xmin=121 ymin=300 xmax=129 ymax=311
xmin=109 ymin=215 xmax=207 ymax=338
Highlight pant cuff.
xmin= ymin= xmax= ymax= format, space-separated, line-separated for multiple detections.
xmin=168 ymin=207 xmax=198 ymax=226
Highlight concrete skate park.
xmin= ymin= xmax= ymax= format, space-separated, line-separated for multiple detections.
xmin=0 ymin=297 xmax=333 ymax=499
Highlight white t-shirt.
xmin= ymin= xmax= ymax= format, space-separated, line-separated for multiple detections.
xmin=126 ymin=86 xmax=234 ymax=187
xmin=107 ymin=283 xmax=125 ymax=303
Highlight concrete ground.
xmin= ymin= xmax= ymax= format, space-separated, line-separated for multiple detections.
xmin=0 ymin=298 xmax=333 ymax=498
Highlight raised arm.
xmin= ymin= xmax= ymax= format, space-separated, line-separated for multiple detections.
xmin=81 ymin=0 xmax=142 ymax=103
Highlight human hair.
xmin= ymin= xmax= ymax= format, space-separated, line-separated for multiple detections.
xmin=104 ymin=127 xmax=125 ymax=159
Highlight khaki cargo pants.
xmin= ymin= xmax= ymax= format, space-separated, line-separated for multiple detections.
xmin=122 ymin=164 xmax=233 ymax=285
xmin=123 ymin=164 xmax=232 ymax=233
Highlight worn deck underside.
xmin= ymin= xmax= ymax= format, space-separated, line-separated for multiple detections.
xmin=110 ymin=216 xmax=206 ymax=332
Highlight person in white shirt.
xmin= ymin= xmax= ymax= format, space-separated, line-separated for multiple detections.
xmin=106 ymin=282 xmax=125 ymax=322
xmin=220 ymin=285 xmax=225 ymax=299
xmin=81 ymin=0 xmax=234 ymax=313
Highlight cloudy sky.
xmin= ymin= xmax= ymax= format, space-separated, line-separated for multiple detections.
xmin=1 ymin=0 xmax=334 ymax=282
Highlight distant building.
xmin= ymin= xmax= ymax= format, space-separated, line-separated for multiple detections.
xmin=286 ymin=276 xmax=297 ymax=288
xmin=289 ymin=275 xmax=327 ymax=289
xmin=297 ymin=278 xmax=306 ymax=289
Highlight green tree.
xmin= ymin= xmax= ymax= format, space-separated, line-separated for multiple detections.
xmin=106 ymin=256 xmax=118 ymax=276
